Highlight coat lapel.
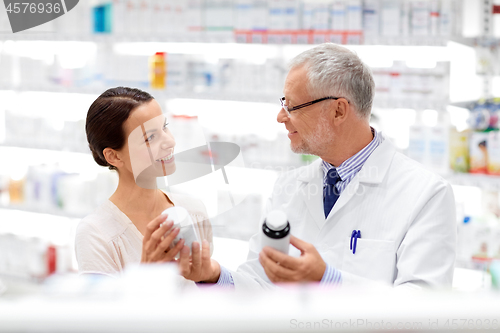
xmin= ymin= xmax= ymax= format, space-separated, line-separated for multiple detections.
xmin=293 ymin=134 xmax=397 ymax=228
xmin=296 ymin=159 xmax=326 ymax=230
xmin=326 ymin=135 xmax=397 ymax=221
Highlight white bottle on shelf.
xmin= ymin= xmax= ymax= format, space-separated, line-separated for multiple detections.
xmin=439 ymin=0 xmax=453 ymax=36
xmin=330 ymin=0 xmax=347 ymax=31
xmin=400 ymin=0 xmax=411 ymax=37
xmin=347 ymin=0 xmax=363 ymax=31
xmin=149 ymin=0 xmax=162 ymax=37
xmin=205 ymin=0 xmax=234 ymax=31
xmin=429 ymin=0 xmax=440 ymax=36
xmin=122 ymin=0 xmax=137 ymax=35
xmin=428 ymin=110 xmax=451 ymax=175
xmin=159 ymin=0 xmax=174 ymax=35
xmin=312 ymin=0 xmax=331 ymax=31
xmin=139 ymin=0 xmax=152 ymax=36
xmin=252 ymin=0 xmax=269 ymax=31
xmin=284 ymin=0 xmax=300 ymax=30
xmin=174 ymin=1 xmax=188 ymax=35
xmin=456 ymin=216 xmax=475 ymax=263
xmin=410 ymin=0 xmax=430 ymax=36
xmin=234 ymin=0 xmax=254 ymax=30
xmin=301 ymin=0 xmax=315 ymax=30
xmin=381 ymin=0 xmax=401 ymax=37
xmin=363 ymin=0 xmax=380 ymax=40
xmin=186 ymin=0 xmax=203 ymax=34
xmin=112 ymin=0 xmax=126 ymax=36
xmin=269 ymin=0 xmax=286 ymax=31
xmin=407 ymin=109 xmax=429 ymax=166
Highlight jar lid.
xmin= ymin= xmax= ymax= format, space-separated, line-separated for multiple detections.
xmin=266 ymin=210 xmax=288 ymax=231
xmin=162 ymin=206 xmax=190 ymax=226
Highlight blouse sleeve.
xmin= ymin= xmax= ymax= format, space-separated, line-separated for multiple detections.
xmin=75 ymin=219 xmax=122 ymax=276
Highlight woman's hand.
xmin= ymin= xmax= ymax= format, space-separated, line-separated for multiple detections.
xmin=178 ymin=240 xmax=221 ymax=283
xmin=141 ymin=214 xmax=184 ymax=263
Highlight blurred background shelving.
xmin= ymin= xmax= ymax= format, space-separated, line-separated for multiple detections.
xmin=1 ymin=0 xmax=500 ymax=287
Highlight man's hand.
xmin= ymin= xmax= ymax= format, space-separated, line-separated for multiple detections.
xmin=259 ymin=235 xmax=326 ymax=283
xmin=178 ymin=240 xmax=221 ymax=283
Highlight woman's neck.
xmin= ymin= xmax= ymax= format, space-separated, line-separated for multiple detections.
xmin=109 ymin=176 xmax=173 ymax=235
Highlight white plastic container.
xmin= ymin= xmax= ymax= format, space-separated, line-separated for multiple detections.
xmin=381 ymin=0 xmax=401 ymax=37
xmin=347 ymin=0 xmax=363 ymax=31
xmin=162 ymin=206 xmax=201 ymax=255
xmin=330 ymin=0 xmax=346 ymax=31
xmin=407 ymin=110 xmax=429 ymax=165
xmin=363 ymin=0 xmax=380 ymax=38
xmin=410 ymin=0 xmax=430 ymax=36
xmin=261 ymin=210 xmax=290 ymax=254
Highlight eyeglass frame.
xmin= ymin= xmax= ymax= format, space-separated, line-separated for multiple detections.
xmin=280 ymin=96 xmax=348 ymax=115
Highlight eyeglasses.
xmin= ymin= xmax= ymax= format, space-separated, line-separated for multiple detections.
xmin=280 ymin=96 xmax=346 ymax=116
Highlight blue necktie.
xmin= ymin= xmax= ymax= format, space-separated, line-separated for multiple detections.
xmin=324 ymin=168 xmax=341 ymax=218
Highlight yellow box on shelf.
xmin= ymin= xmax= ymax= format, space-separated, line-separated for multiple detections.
xmin=449 ymin=128 xmax=469 ymax=173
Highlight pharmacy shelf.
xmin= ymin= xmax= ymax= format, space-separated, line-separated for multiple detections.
xmin=0 ymin=204 xmax=85 ymax=220
xmin=8 ymin=147 xmax=500 ymax=191
xmin=447 ymin=172 xmax=500 ymax=191
xmin=450 ymin=98 xmax=500 ymax=110
xmin=4 ymin=31 xmax=465 ymax=47
xmin=0 ymin=86 xmax=450 ymax=112
xmin=4 ymin=31 xmax=234 ymax=43
xmin=0 ymin=142 xmax=90 ymax=155
xmin=0 ymin=144 xmax=303 ymax=171
xmin=447 ymin=36 xmax=500 ymax=48
xmin=0 ymin=86 xmax=279 ymax=105
xmin=0 ymin=146 xmax=93 ymax=167
xmin=449 ymin=99 xmax=477 ymax=109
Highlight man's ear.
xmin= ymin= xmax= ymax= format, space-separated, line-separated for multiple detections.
xmin=103 ymin=148 xmax=124 ymax=169
xmin=331 ymin=98 xmax=350 ymax=125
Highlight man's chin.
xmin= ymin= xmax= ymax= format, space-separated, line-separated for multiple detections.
xmin=291 ymin=144 xmax=310 ymax=155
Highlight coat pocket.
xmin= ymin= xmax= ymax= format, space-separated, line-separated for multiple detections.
xmin=341 ymin=238 xmax=396 ymax=284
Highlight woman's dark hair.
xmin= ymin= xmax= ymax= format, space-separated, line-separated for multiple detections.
xmin=86 ymin=87 xmax=154 ymax=170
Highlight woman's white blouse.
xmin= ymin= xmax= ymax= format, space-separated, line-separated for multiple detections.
xmin=75 ymin=192 xmax=213 ymax=277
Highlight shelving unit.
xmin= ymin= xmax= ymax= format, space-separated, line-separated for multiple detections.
xmin=2 ymin=1 xmax=500 ymax=278
xmin=447 ymin=172 xmax=500 ymax=191
xmin=0 ymin=35 xmax=475 ymax=217
xmin=0 ymin=85 xmax=279 ymax=104
xmin=3 ymin=27 xmax=461 ymax=45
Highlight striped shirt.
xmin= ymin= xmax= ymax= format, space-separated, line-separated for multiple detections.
xmin=322 ymin=127 xmax=382 ymax=198
xmin=215 ymin=127 xmax=383 ymax=288
xmin=321 ymin=127 xmax=383 ymax=286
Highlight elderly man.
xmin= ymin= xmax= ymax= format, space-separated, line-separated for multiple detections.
xmin=179 ymin=43 xmax=456 ymax=290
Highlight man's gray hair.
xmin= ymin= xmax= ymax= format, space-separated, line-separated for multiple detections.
xmin=289 ymin=43 xmax=375 ymax=119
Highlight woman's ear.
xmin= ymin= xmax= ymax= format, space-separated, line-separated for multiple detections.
xmin=103 ymin=148 xmax=124 ymax=169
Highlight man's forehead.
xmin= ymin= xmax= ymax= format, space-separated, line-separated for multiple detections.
xmin=284 ymin=67 xmax=309 ymax=99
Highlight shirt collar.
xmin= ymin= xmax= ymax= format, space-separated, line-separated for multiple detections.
xmin=322 ymin=127 xmax=382 ymax=184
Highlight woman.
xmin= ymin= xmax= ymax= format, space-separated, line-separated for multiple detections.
xmin=75 ymin=87 xmax=215 ymax=281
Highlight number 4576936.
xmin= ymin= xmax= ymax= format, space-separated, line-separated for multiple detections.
xmin=6 ymin=2 xmax=61 ymax=14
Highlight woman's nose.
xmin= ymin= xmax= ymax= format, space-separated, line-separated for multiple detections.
xmin=160 ymin=133 xmax=175 ymax=149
